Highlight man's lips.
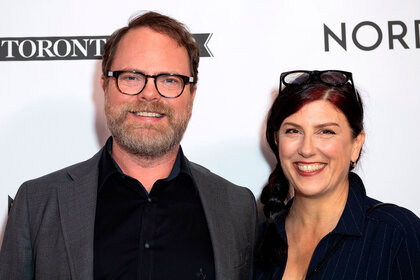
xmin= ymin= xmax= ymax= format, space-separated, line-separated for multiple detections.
xmin=131 ymin=111 xmax=164 ymax=118
xmin=124 ymin=101 xmax=172 ymax=119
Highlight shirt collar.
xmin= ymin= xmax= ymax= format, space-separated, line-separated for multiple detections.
xmin=331 ymin=172 xmax=367 ymax=237
xmin=98 ymin=137 xmax=193 ymax=192
xmin=275 ymin=200 xmax=293 ymax=243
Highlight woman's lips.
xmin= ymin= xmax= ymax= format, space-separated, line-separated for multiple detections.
xmin=294 ymin=162 xmax=326 ymax=176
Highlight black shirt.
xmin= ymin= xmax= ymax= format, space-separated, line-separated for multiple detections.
xmin=94 ymin=138 xmax=215 ymax=280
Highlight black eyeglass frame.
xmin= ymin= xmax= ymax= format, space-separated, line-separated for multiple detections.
xmin=279 ymin=70 xmax=359 ymax=103
xmin=107 ymin=70 xmax=194 ymax=98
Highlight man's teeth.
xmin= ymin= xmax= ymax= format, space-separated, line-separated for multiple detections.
xmin=133 ymin=111 xmax=163 ymax=118
xmin=296 ymin=163 xmax=325 ymax=172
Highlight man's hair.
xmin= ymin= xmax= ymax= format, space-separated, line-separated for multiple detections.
xmin=102 ymin=11 xmax=200 ymax=90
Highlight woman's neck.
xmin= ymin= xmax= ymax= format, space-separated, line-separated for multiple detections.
xmin=287 ymin=183 xmax=349 ymax=236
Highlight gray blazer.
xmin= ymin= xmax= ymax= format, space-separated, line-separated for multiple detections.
xmin=0 ymin=150 xmax=257 ymax=280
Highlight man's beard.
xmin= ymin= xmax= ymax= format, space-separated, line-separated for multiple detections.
xmin=105 ymin=96 xmax=193 ymax=159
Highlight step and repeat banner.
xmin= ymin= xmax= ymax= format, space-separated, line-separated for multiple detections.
xmin=1 ymin=0 xmax=419 ymax=240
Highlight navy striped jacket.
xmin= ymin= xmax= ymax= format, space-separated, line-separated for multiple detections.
xmin=255 ymin=172 xmax=420 ymax=279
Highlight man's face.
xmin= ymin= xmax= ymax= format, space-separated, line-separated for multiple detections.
xmin=102 ymin=27 xmax=196 ymax=158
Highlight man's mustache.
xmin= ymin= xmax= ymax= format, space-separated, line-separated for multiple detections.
xmin=121 ymin=101 xmax=173 ymax=117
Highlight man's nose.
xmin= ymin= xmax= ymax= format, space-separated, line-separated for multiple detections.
xmin=138 ymin=78 xmax=160 ymax=101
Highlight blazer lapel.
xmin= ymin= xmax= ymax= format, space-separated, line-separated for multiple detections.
xmin=57 ymin=151 xmax=101 ymax=280
xmin=190 ymin=165 xmax=235 ymax=280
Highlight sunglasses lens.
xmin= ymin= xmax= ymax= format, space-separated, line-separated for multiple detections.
xmin=320 ymin=71 xmax=348 ymax=86
xmin=283 ymin=72 xmax=310 ymax=85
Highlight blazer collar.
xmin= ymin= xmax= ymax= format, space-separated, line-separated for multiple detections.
xmin=57 ymin=149 xmax=102 ymax=280
xmin=188 ymin=159 xmax=235 ymax=279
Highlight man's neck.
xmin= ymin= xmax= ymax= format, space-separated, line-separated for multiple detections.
xmin=111 ymin=141 xmax=179 ymax=193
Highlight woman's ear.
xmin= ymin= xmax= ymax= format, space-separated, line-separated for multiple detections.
xmin=274 ymin=131 xmax=279 ymax=147
xmin=351 ymin=130 xmax=366 ymax=162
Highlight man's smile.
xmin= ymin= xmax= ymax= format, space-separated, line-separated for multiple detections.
xmin=131 ymin=111 xmax=164 ymax=118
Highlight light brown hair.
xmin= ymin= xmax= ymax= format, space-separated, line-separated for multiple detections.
xmin=102 ymin=11 xmax=200 ymax=90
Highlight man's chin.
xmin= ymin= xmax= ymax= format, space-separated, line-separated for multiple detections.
xmin=124 ymin=120 xmax=168 ymax=131
xmin=113 ymin=130 xmax=179 ymax=158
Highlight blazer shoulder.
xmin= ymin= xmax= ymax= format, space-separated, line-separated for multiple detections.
xmin=188 ymin=161 xmax=257 ymax=227
xmin=20 ymin=150 xmax=102 ymax=193
xmin=189 ymin=161 xmax=255 ymax=197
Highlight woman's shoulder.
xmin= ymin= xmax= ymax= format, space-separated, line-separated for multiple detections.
xmin=364 ymin=197 xmax=420 ymax=236
xmin=363 ymin=198 xmax=420 ymax=277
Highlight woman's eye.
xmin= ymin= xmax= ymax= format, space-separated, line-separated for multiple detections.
xmin=285 ymin=128 xmax=299 ymax=134
xmin=321 ymin=129 xmax=336 ymax=135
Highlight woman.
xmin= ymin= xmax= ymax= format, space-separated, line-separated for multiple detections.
xmin=255 ymin=70 xmax=420 ymax=279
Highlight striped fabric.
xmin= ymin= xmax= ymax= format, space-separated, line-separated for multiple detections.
xmin=255 ymin=172 xmax=420 ymax=279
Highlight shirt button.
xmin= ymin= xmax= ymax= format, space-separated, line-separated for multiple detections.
xmin=144 ymin=242 xmax=150 ymax=249
xmin=147 ymin=197 xmax=152 ymax=203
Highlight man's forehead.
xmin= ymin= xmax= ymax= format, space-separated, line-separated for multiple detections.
xmin=114 ymin=27 xmax=186 ymax=58
xmin=119 ymin=27 xmax=179 ymax=47
xmin=111 ymin=26 xmax=190 ymax=74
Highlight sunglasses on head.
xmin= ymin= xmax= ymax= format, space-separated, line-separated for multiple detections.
xmin=279 ymin=70 xmax=359 ymax=103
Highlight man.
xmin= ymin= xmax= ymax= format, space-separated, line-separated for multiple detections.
xmin=0 ymin=11 xmax=257 ymax=280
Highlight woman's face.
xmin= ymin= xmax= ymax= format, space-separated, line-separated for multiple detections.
xmin=277 ymin=100 xmax=365 ymax=198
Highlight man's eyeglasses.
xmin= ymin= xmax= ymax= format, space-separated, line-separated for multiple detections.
xmin=107 ymin=70 xmax=194 ymax=98
xmin=279 ymin=70 xmax=359 ymax=103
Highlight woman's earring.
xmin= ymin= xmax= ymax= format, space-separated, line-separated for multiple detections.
xmin=350 ymin=161 xmax=356 ymax=169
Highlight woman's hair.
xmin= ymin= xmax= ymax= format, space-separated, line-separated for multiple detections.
xmin=255 ymin=80 xmax=364 ymax=267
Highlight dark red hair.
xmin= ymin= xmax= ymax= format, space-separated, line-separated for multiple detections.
xmin=256 ymin=81 xmax=364 ymax=267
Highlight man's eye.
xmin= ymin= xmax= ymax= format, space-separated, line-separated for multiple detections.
xmin=122 ymin=75 xmax=139 ymax=81
xmin=164 ymin=78 xmax=180 ymax=85
xmin=119 ymin=72 xmax=145 ymax=83
xmin=159 ymin=76 xmax=182 ymax=88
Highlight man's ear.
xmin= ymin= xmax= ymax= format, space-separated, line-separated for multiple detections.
xmin=100 ymin=75 xmax=106 ymax=91
xmin=191 ymin=84 xmax=197 ymax=100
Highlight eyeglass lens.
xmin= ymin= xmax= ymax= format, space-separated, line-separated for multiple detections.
xmin=283 ymin=72 xmax=310 ymax=84
xmin=319 ymin=72 xmax=348 ymax=85
xmin=117 ymin=72 xmax=185 ymax=97
xmin=284 ymin=71 xmax=349 ymax=86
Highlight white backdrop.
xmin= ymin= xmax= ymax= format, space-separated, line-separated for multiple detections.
xmin=1 ymin=0 xmax=419 ymax=243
